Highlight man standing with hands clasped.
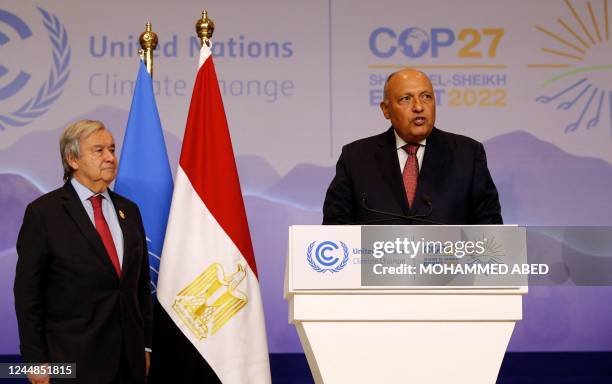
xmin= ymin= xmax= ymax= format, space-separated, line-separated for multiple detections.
xmin=14 ymin=120 xmax=152 ymax=383
xmin=323 ymin=69 xmax=503 ymax=225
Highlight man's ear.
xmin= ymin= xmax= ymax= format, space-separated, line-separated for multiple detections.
xmin=380 ymin=100 xmax=390 ymax=120
xmin=67 ymin=154 xmax=79 ymax=172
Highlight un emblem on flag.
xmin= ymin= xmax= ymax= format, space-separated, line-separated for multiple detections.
xmin=172 ymin=263 xmax=248 ymax=340
xmin=307 ymin=241 xmax=349 ymax=273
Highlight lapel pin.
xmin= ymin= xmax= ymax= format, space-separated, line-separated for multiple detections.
xmin=119 ymin=210 xmax=126 ymax=219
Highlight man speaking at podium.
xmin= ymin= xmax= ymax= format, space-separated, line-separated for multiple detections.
xmin=323 ymin=69 xmax=502 ymax=225
xmin=14 ymin=120 xmax=152 ymax=383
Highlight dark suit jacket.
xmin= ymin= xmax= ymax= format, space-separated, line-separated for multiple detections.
xmin=323 ymin=127 xmax=502 ymax=225
xmin=14 ymin=181 xmax=153 ymax=383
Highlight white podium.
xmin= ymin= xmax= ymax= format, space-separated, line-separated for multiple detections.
xmin=284 ymin=225 xmax=527 ymax=384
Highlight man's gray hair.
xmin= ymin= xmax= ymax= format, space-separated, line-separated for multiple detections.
xmin=60 ymin=120 xmax=106 ymax=181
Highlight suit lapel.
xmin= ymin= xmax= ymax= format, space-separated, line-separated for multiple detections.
xmin=412 ymin=127 xmax=451 ymax=214
xmin=374 ymin=127 xmax=410 ymax=216
xmin=61 ymin=182 xmax=119 ymax=277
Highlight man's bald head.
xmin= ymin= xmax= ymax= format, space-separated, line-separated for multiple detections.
xmin=382 ymin=69 xmax=433 ymax=103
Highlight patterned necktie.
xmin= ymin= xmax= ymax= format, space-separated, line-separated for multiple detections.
xmin=402 ymin=144 xmax=420 ymax=207
xmin=89 ymin=195 xmax=121 ymax=276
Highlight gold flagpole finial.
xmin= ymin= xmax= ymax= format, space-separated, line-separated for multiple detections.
xmin=139 ymin=22 xmax=158 ymax=77
xmin=196 ymin=10 xmax=214 ymax=47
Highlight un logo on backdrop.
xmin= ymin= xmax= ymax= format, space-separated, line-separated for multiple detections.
xmin=307 ymin=241 xmax=349 ymax=273
xmin=0 ymin=7 xmax=70 ymax=131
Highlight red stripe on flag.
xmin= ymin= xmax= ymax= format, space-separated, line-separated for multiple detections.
xmin=179 ymin=54 xmax=258 ymax=277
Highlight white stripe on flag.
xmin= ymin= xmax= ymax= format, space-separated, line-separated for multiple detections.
xmin=158 ymin=167 xmax=270 ymax=383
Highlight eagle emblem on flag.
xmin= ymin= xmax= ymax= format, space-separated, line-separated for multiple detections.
xmin=173 ymin=263 xmax=248 ymax=340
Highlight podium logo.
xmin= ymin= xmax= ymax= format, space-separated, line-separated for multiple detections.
xmin=306 ymin=241 xmax=349 ymax=273
xmin=0 ymin=7 xmax=70 ymax=131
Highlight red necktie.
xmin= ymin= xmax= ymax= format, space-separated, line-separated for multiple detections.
xmin=402 ymin=144 xmax=420 ymax=207
xmin=89 ymin=195 xmax=121 ymax=276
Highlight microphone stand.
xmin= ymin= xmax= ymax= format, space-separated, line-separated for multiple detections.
xmin=360 ymin=193 xmax=445 ymax=225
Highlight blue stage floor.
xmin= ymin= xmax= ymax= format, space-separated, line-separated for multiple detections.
xmin=268 ymin=353 xmax=612 ymax=384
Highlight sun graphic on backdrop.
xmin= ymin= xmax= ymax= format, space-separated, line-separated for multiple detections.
xmin=528 ymin=0 xmax=611 ymax=135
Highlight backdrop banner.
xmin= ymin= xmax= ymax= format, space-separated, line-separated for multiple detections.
xmin=1 ymin=0 xmax=611 ymax=353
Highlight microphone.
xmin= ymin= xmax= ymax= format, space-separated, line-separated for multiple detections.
xmin=360 ymin=193 xmax=445 ymax=225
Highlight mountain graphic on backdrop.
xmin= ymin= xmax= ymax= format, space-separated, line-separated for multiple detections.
xmin=0 ymin=174 xmax=42 ymax=251
xmin=485 ymin=131 xmax=612 ymax=226
xmin=0 ymin=106 xmax=285 ymax=195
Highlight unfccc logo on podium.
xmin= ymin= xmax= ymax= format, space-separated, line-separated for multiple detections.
xmin=306 ymin=241 xmax=349 ymax=273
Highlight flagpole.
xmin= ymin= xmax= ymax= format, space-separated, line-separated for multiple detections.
xmin=196 ymin=10 xmax=215 ymax=47
xmin=139 ymin=22 xmax=158 ymax=77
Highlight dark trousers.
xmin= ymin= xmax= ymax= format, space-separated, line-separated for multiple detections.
xmin=113 ymin=343 xmax=144 ymax=384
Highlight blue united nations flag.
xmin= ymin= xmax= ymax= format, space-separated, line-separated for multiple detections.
xmin=115 ymin=60 xmax=173 ymax=296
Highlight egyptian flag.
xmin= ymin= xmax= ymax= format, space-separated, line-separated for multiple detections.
xmin=152 ymin=41 xmax=271 ymax=383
